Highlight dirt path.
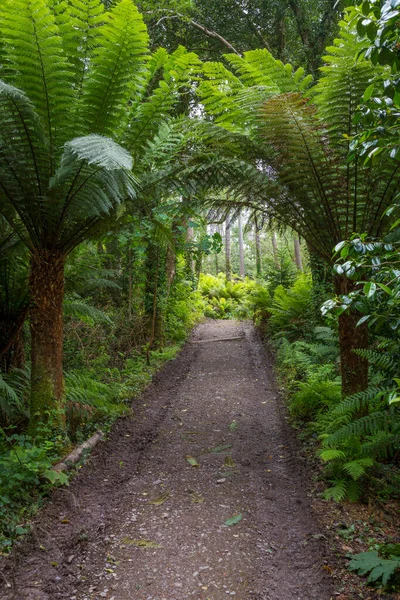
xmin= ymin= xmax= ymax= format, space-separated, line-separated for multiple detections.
xmin=1 ymin=320 xmax=334 ymax=600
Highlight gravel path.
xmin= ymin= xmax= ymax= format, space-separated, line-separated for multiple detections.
xmin=1 ymin=320 xmax=334 ymax=600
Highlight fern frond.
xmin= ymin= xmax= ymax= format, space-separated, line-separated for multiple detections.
xmin=313 ymin=14 xmax=376 ymax=149
xmin=0 ymin=0 xmax=75 ymax=148
xmin=80 ymin=0 xmax=149 ymax=136
xmin=123 ymin=46 xmax=201 ymax=154
xmin=342 ymin=457 xmax=375 ymax=480
xmin=51 ymin=0 xmax=105 ymax=102
xmin=324 ymin=479 xmax=348 ymax=501
xmin=353 ymin=349 xmax=397 ymax=373
xmin=226 ymin=49 xmax=312 ymax=93
xmin=332 ymin=385 xmax=389 ymax=417
xmin=63 ymin=299 xmax=112 ymax=324
xmin=325 ymin=408 xmax=397 ymax=444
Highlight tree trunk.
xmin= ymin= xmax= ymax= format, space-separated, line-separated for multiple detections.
xmin=29 ymin=249 xmax=65 ymax=431
xmin=271 ymin=232 xmax=279 ymax=267
xmin=128 ymin=246 xmax=132 ymax=320
xmin=238 ymin=212 xmax=245 ymax=277
xmin=165 ymin=245 xmax=176 ymax=294
xmin=225 ymin=214 xmax=231 ymax=281
xmin=184 ymin=224 xmax=195 ymax=282
xmin=294 ymin=236 xmax=303 ymax=271
xmin=308 ymin=243 xmax=334 ymax=313
xmin=335 ymin=276 xmax=369 ymax=398
xmin=254 ymin=217 xmax=262 ymax=277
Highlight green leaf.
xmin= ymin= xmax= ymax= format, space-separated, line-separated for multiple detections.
xmin=224 ymin=513 xmax=243 ymax=526
xmin=186 ymin=456 xmax=199 ymax=467
xmin=121 ymin=538 xmax=163 ymax=548
xmin=209 ymin=444 xmax=233 ymax=454
xmin=363 ymin=281 xmax=376 ymax=298
xmin=357 ymin=315 xmax=371 ymax=326
xmin=376 ymin=282 xmax=392 ymax=295
xmin=363 ymin=83 xmax=375 ymax=102
xmin=349 ymin=551 xmax=400 ymax=586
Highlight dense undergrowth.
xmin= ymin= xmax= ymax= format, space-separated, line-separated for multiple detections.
xmin=0 ymin=246 xmax=205 ymax=553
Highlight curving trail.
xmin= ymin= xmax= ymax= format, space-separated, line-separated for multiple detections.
xmin=1 ymin=320 xmax=333 ymax=600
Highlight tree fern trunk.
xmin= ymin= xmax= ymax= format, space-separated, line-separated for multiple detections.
xmin=29 ymin=249 xmax=65 ymax=431
xmin=335 ymin=276 xmax=369 ymax=397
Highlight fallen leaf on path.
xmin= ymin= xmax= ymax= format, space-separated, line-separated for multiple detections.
xmin=203 ymin=444 xmax=232 ymax=454
xmin=186 ymin=456 xmax=199 ymax=467
xmin=189 ymin=490 xmax=204 ymax=503
xmin=121 ymin=538 xmax=163 ymax=549
xmin=149 ymin=491 xmax=170 ymax=505
xmin=224 ymin=513 xmax=243 ymax=526
xmin=224 ymin=456 xmax=236 ymax=468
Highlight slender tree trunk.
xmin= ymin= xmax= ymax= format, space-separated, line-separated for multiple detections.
xmin=144 ymin=243 xmax=166 ymax=345
xmin=29 ymin=249 xmax=65 ymax=431
xmin=308 ymin=243 xmax=334 ymax=312
xmin=185 ymin=224 xmax=195 ymax=282
xmin=165 ymin=245 xmax=176 ymax=294
xmin=271 ymin=232 xmax=279 ymax=267
xmin=146 ymin=251 xmax=160 ymax=365
xmin=238 ymin=212 xmax=245 ymax=277
xmin=294 ymin=236 xmax=303 ymax=271
xmin=254 ymin=216 xmax=262 ymax=277
xmin=128 ymin=246 xmax=132 ymax=320
xmin=335 ymin=276 xmax=369 ymax=397
xmin=225 ymin=214 xmax=231 ymax=281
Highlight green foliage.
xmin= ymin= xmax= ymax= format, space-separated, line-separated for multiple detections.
xmin=0 ymin=368 xmax=29 ymax=426
xmin=268 ymin=275 xmax=314 ymax=340
xmin=318 ymin=340 xmax=400 ymax=501
xmin=0 ymin=428 xmax=68 ymax=553
xmin=349 ymin=550 xmax=400 ymax=588
xmin=198 ymin=273 xmax=257 ymax=319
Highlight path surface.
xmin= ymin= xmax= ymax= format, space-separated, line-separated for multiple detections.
xmin=1 ymin=320 xmax=333 ymax=600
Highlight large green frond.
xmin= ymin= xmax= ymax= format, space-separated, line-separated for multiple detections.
xmin=226 ymin=49 xmax=312 ymax=93
xmin=0 ymin=0 xmax=75 ymax=150
xmin=313 ymin=14 xmax=377 ymax=150
xmin=80 ymin=0 xmax=149 ymax=136
xmin=49 ymin=0 xmax=105 ymax=102
xmin=123 ymin=46 xmax=201 ymax=154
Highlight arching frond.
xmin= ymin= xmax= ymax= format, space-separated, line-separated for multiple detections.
xmin=123 ymin=46 xmax=201 ymax=154
xmin=80 ymin=0 xmax=149 ymax=136
xmin=0 ymin=0 xmax=75 ymax=149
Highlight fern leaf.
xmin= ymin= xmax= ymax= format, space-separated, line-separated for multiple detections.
xmin=63 ymin=299 xmax=112 ymax=324
xmin=342 ymin=457 xmax=375 ymax=480
xmin=324 ymin=479 xmax=348 ymax=501
xmin=123 ymin=47 xmax=201 ymax=153
xmin=80 ymin=0 xmax=149 ymax=136
xmin=0 ymin=0 xmax=75 ymax=149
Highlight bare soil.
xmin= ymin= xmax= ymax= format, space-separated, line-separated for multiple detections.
xmin=1 ymin=320 xmax=336 ymax=600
